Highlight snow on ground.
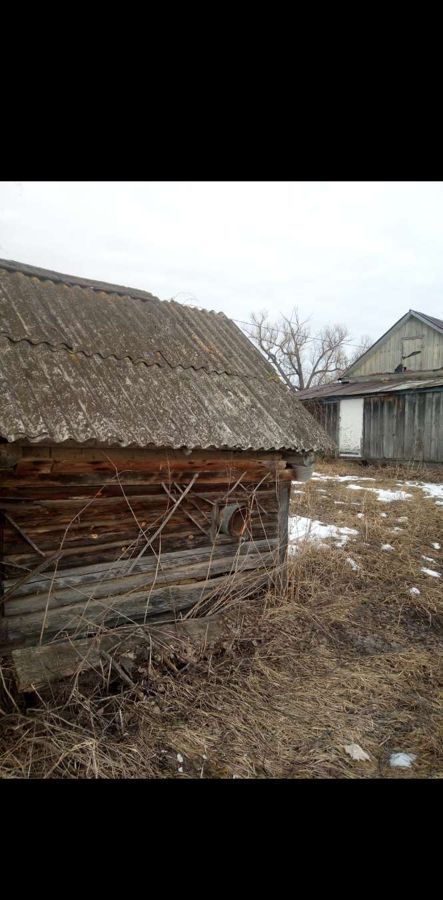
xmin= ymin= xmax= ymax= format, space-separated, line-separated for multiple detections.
xmin=409 ymin=587 xmax=421 ymax=597
xmin=420 ymin=567 xmax=441 ymax=578
xmin=399 ymin=481 xmax=443 ymax=502
xmin=422 ymin=555 xmax=436 ymax=564
xmin=346 ymin=557 xmax=360 ymax=571
xmin=389 ymin=752 xmax=416 ymax=768
xmin=288 ymin=516 xmax=358 ymax=552
xmin=347 ymin=485 xmax=413 ymax=502
xmin=431 ymin=542 xmax=441 ymax=550
xmin=381 ymin=544 xmax=395 ymax=552
xmin=312 ymin=473 xmax=375 ymax=482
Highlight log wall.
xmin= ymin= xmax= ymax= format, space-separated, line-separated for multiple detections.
xmin=0 ymin=446 xmax=292 ymax=649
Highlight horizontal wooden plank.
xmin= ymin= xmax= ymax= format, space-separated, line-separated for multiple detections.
xmin=2 ymin=521 xmax=278 ymax=568
xmin=3 ymin=538 xmax=277 ymax=593
xmin=12 ymin=615 xmax=231 ymax=692
xmin=19 ymin=447 xmax=284 ymax=465
xmin=0 ymin=480 xmax=278 ymax=500
xmin=4 ymin=550 xmax=277 ymax=616
xmin=4 ymin=569 xmax=271 ymax=646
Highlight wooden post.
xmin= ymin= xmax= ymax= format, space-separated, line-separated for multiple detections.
xmin=278 ymin=480 xmax=291 ymax=589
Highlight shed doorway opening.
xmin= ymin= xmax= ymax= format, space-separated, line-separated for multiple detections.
xmin=339 ymin=397 xmax=364 ymax=457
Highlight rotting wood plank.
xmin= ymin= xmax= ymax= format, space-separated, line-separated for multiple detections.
xmin=4 ymin=550 xmax=277 ymax=616
xmin=0 ymin=485 xmax=278 ymax=512
xmin=3 ymin=513 xmax=46 ymax=557
xmin=19 ymin=446 xmax=284 ymax=465
xmin=0 ymin=549 xmax=64 ymax=608
xmin=12 ymin=615 xmax=233 ymax=692
xmin=2 ymin=538 xmax=278 ymax=593
xmin=3 ymin=569 xmax=271 ymax=648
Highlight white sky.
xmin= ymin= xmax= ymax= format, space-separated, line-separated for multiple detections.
xmin=1 ymin=181 xmax=443 ymax=348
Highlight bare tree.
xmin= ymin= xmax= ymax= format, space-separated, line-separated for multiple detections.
xmin=250 ymin=307 xmax=371 ymax=391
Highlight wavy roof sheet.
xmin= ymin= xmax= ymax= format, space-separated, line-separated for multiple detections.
xmin=0 ymin=259 xmax=332 ymax=451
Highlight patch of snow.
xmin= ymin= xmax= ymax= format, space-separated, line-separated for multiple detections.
xmin=347 ymin=485 xmax=413 ymax=502
xmin=177 ymin=753 xmax=184 ymax=763
xmin=381 ymin=544 xmax=395 ymax=552
xmin=389 ymin=752 xmax=416 ymax=768
xmin=431 ymin=542 xmax=441 ymax=550
xmin=409 ymin=587 xmax=421 ymax=596
xmin=312 ymin=473 xmax=375 ymax=482
xmin=397 ymin=516 xmax=409 ymax=523
xmin=178 ymin=766 xmax=184 ymax=773
xmin=422 ymin=555 xmax=436 ymax=564
xmin=391 ymin=527 xmax=404 ymax=533
xmin=288 ymin=516 xmax=358 ymax=551
xmin=437 ymin=501 xmax=443 ymax=507
xmin=379 ymin=512 xmax=388 ymax=518
xmin=344 ymin=743 xmax=371 ymax=761
xmin=420 ymin=567 xmax=441 ymax=578
xmin=346 ymin=557 xmax=360 ymax=571
xmin=292 ymin=489 xmax=305 ymax=494
xmin=356 ymin=512 xmax=364 ymax=519
xmin=399 ymin=481 xmax=443 ymax=502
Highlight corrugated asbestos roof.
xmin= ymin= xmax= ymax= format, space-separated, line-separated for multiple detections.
xmin=0 ymin=259 xmax=332 ymax=452
xmin=298 ymin=376 xmax=443 ymax=401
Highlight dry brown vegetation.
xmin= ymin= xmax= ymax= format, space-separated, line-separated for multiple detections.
xmin=0 ymin=459 xmax=442 ymax=779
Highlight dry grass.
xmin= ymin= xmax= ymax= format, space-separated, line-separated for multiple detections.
xmin=0 ymin=459 xmax=442 ymax=779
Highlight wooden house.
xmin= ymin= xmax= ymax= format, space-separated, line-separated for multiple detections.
xmin=0 ymin=259 xmax=331 ymax=674
xmin=298 ymin=310 xmax=443 ymax=462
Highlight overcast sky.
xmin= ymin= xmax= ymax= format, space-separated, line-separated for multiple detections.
xmin=1 ymin=181 xmax=443 ymax=349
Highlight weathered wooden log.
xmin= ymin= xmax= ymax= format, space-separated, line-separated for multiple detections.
xmin=2 ymin=569 xmax=271 ymax=648
xmin=4 ymin=550 xmax=277 ymax=616
xmin=1 ymin=447 xmax=287 ymax=653
xmin=12 ymin=615 xmax=233 ymax=692
xmin=3 ymin=539 xmax=277 ymax=595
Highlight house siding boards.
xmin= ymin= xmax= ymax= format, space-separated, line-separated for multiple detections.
xmin=303 ymin=388 xmax=443 ymax=463
xmin=346 ymin=313 xmax=443 ymax=377
xmin=362 ymin=390 xmax=443 ymax=462
xmin=303 ymin=400 xmax=339 ymax=448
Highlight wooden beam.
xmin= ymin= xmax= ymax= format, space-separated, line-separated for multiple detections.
xmin=278 ymin=481 xmax=290 ymax=577
xmin=11 ymin=615 xmax=232 ymax=692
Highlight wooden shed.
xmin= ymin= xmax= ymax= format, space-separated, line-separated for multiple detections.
xmin=299 ymin=375 xmax=443 ymax=462
xmin=0 ymin=259 xmax=331 ymax=678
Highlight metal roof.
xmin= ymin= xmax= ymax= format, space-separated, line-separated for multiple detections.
xmin=297 ymin=376 xmax=443 ymax=401
xmin=0 ymin=260 xmax=332 ymax=452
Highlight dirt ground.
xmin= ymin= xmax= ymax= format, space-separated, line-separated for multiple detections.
xmin=0 ymin=458 xmax=442 ymax=779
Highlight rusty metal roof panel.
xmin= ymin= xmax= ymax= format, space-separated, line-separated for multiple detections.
xmin=0 ymin=260 xmax=332 ymax=452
